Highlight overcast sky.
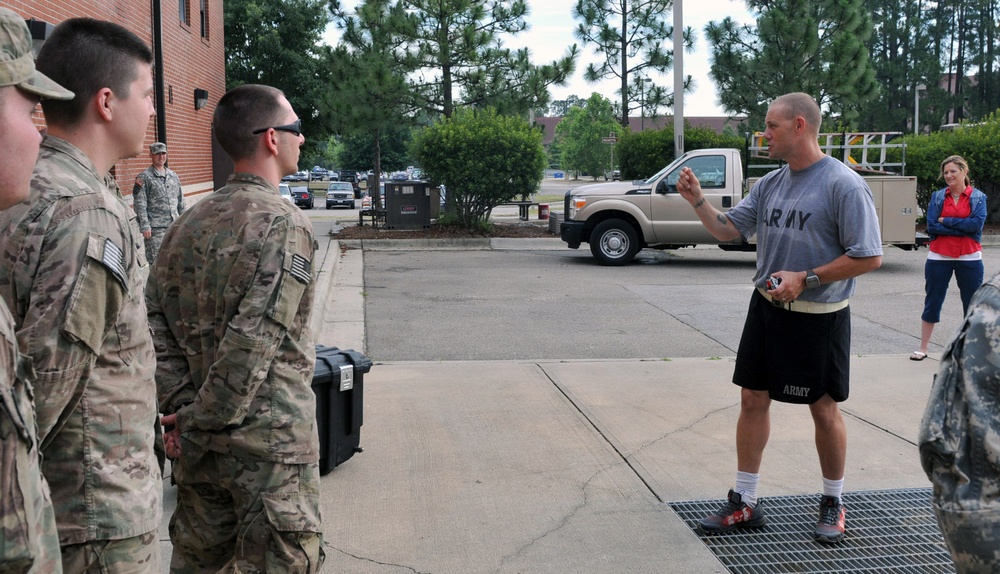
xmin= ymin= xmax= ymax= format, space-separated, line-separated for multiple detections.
xmin=323 ymin=0 xmax=756 ymax=117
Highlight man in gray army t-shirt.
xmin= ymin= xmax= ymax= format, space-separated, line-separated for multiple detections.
xmin=675 ymin=92 xmax=883 ymax=545
xmin=133 ymin=141 xmax=185 ymax=262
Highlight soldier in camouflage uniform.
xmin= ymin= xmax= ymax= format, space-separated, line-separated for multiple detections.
xmin=132 ymin=141 xmax=185 ymax=263
xmin=0 ymin=8 xmax=74 ymax=572
xmin=148 ymin=84 xmax=324 ymax=573
xmin=920 ymin=270 xmax=1000 ymax=573
xmin=0 ymin=18 xmax=162 ymax=572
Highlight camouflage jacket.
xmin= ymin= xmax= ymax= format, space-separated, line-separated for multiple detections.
xmin=147 ymin=172 xmax=320 ymax=463
xmin=0 ymin=299 xmax=61 ymax=572
xmin=132 ymin=165 xmax=184 ymax=232
xmin=0 ymin=136 xmax=162 ymax=545
xmin=919 ymin=270 xmax=1000 ymax=570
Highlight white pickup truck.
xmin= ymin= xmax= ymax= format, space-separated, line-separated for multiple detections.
xmin=560 ymin=136 xmax=922 ymax=265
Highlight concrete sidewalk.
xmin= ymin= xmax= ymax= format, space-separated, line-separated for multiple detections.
xmin=158 ymin=234 xmax=944 ymax=573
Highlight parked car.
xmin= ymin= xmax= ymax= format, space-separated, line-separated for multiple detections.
xmin=290 ymin=185 xmax=313 ymax=209
xmin=311 ymin=166 xmax=329 ymax=180
xmin=390 ymin=171 xmax=408 ymax=181
xmin=338 ymin=169 xmax=359 ymax=183
xmin=279 ymin=183 xmax=294 ymax=202
xmin=325 ymin=182 xmax=355 ymax=209
xmin=288 ymin=170 xmax=308 ymax=182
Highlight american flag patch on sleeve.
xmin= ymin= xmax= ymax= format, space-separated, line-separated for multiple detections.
xmin=102 ymin=238 xmax=128 ymax=288
xmin=289 ymin=253 xmax=311 ymax=284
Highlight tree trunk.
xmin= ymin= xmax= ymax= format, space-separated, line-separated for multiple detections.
xmin=373 ymin=127 xmax=382 ymax=205
xmin=954 ymin=2 xmax=966 ymax=121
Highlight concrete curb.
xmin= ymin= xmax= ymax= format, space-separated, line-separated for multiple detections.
xmin=337 ymin=235 xmax=1000 ymax=251
xmin=339 ymin=237 xmax=565 ymax=251
xmin=312 ymin=239 xmax=366 ymax=352
xmin=309 ymin=236 xmax=341 ymax=337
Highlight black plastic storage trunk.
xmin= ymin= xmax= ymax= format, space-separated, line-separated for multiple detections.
xmin=312 ymin=346 xmax=373 ymax=475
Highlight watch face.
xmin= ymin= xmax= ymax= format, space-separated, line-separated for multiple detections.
xmin=807 ymin=273 xmax=820 ymax=288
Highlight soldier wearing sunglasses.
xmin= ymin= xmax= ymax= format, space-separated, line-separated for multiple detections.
xmin=147 ymin=84 xmax=324 ymax=572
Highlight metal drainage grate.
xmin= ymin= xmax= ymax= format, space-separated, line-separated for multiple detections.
xmin=669 ymin=488 xmax=955 ymax=573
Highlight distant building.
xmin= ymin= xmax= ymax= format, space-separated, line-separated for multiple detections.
xmin=937 ymin=72 xmax=980 ymax=125
xmin=533 ymin=115 xmax=748 ymax=146
xmin=8 ymin=0 xmax=225 ymax=201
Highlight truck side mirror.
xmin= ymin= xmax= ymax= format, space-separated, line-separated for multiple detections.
xmin=657 ymin=180 xmax=673 ymax=194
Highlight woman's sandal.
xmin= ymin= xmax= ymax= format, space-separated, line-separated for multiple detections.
xmin=910 ymin=351 xmax=927 ymax=361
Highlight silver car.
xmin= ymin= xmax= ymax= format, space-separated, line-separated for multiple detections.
xmin=326 ymin=181 xmax=356 ymax=209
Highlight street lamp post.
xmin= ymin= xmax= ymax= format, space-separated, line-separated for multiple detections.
xmin=914 ymin=83 xmax=926 ymax=135
xmin=639 ymin=77 xmax=644 ymax=131
xmin=638 ymin=77 xmax=650 ymax=131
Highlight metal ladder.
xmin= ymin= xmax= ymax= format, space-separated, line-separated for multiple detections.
xmin=748 ymin=131 xmax=907 ymax=175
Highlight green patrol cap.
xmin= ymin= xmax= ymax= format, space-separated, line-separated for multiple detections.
xmin=0 ymin=8 xmax=73 ymax=100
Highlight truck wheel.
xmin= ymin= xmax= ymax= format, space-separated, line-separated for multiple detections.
xmin=590 ymin=219 xmax=640 ymax=265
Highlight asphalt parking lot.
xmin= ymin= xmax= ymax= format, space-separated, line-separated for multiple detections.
xmin=361 ymin=243 xmax=1000 ymax=362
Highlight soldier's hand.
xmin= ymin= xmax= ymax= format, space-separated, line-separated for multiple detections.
xmin=161 ymin=413 xmax=182 ymax=459
xmin=767 ymin=271 xmax=806 ymax=302
xmin=143 ymin=230 xmax=152 ymax=239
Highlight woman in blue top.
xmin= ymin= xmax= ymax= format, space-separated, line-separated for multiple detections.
xmin=911 ymin=155 xmax=986 ymax=361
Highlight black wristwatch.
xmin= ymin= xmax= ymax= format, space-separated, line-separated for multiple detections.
xmin=805 ymin=270 xmax=821 ymax=289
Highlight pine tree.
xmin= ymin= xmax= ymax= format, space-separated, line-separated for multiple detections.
xmin=705 ymin=0 xmax=878 ymax=127
xmin=326 ymin=0 xmax=419 ymax=190
xmin=401 ymin=0 xmax=577 ymax=118
xmin=572 ymin=0 xmax=693 ymax=127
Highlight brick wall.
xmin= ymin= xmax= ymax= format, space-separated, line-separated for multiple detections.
xmin=1 ymin=0 xmax=224 ymax=199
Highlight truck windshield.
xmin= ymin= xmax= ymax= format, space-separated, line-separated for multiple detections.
xmin=647 ymin=154 xmax=727 ymax=190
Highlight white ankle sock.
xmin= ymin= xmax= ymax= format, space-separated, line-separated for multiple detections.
xmin=735 ymin=471 xmax=760 ymax=507
xmin=822 ymin=476 xmax=844 ymax=500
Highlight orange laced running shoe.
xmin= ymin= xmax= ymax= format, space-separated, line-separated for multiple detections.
xmin=698 ymin=489 xmax=767 ymax=533
xmin=815 ymin=495 xmax=846 ymax=544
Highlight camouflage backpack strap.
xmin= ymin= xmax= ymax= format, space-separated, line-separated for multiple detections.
xmin=917 ymin=331 xmax=964 ymax=480
xmin=918 ymin=275 xmax=1000 ymax=572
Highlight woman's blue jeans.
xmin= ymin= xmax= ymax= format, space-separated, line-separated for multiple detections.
xmin=922 ymin=258 xmax=985 ymax=323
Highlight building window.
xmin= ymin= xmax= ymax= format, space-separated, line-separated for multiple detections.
xmin=199 ymin=0 xmax=208 ymax=39
xmin=179 ymin=0 xmax=190 ymax=25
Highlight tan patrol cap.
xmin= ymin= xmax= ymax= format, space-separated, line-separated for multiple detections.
xmin=0 ymin=8 xmax=73 ymax=100
xmin=150 ymin=142 xmax=167 ymax=154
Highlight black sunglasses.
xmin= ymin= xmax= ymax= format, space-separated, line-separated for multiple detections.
xmin=252 ymin=119 xmax=302 ymax=136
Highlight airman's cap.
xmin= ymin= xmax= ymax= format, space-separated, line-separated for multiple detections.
xmin=150 ymin=142 xmax=167 ymax=154
xmin=0 ymin=8 xmax=73 ymax=100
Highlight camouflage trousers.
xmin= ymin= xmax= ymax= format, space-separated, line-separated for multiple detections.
xmin=0 ymin=405 xmax=61 ymax=573
xmin=144 ymin=228 xmax=169 ymax=265
xmin=168 ymin=451 xmax=324 ymax=574
xmin=934 ymin=504 xmax=1000 ymax=573
xmin=61 ymin=531 xmax=160 ymax=574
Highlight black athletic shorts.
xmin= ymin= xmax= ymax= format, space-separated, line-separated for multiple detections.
xmin=732 ymin=289 xmax=851 ymax=404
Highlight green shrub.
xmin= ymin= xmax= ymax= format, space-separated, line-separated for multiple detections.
xmin=412 ymin=108 xmax=547 ymax=229
xmin=899 ymin=112 xmax=1000 ymax=222
xmin=618 ymin=124 xmax=744 ymax=180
